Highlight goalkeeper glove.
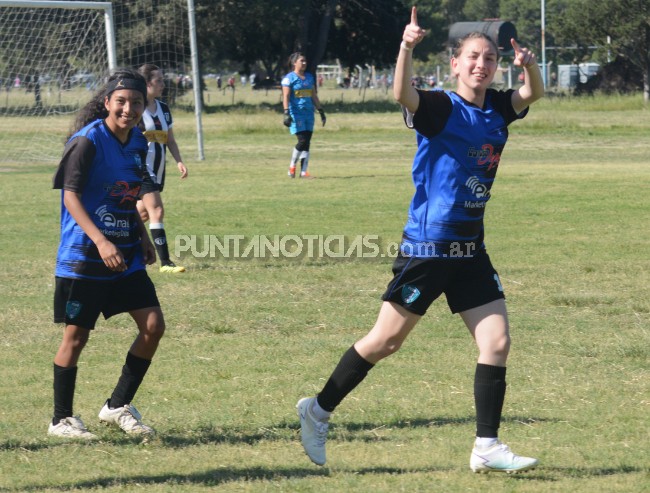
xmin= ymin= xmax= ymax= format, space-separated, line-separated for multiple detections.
xmin=318 ymin=108 xmax=327 ymax=127
xmin=283 ymin=109 xmax=292 ymax=127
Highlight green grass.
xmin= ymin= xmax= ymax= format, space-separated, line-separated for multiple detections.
xmin=0 ymin=91 xmax=649 ymax=492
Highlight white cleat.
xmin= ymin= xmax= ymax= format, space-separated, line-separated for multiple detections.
xmin=98 ymin=400 xmax=155 ymax=437
xmin=48 ymin=416 xmax=97 ymax=440
xmin=296 ymin=397 xmax=328 ymax=466
xmin=470 ymin=441 xmax=539 ymax=474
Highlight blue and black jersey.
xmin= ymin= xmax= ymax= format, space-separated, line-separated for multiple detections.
xmin=401 ymin=89 xmax=527 ymax=258
xmin=53 ymin=119 xmax=149 ymax=280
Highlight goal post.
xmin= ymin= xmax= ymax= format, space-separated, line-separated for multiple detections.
xmin=0 ymin=0 xmax=117 ymax=69
xmin=0 ymin=0 xmax=203 ymax=164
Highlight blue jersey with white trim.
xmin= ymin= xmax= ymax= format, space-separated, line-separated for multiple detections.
xmin=53 ymin=119 xmax=149 ymax=280
xmin=401 ymin=89 xmax=526 ymax=258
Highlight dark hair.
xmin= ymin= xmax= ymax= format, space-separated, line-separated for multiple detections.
xmin=453 ymin=32 xmax=499 ymax=58
xmin=138 ymin=63 xmax=161 ymax=83
xmin=288 ymin=52 xmax=306 ymax=70
xmin=67 ymin=68 xmax=147 ymax=139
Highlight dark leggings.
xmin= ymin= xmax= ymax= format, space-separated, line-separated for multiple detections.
xmin=295 ymin=131 xmax=313 ymax=152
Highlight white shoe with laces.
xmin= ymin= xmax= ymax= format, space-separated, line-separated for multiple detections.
xmin=48 ymin=416 xmax=97 ymax=440
xmin=98 ymin=400 xmax=155 ymax=436
xmin=296 ymin=397 xmax=329 ymax=466
xmin=470 ymin=441 xmax=539 ymax=473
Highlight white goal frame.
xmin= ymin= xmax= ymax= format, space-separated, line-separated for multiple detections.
xmin=0 ymin=0 xmax=204 ymax=160
xmin=0 ymin=0 xmax=117 ymax=70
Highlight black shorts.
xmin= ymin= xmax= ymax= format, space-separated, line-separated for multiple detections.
xmin=140 ymin=173 xmax=163 ymax=195
xmin=54 ymin=270 xmax=160 ymax=329
xmin=381 ymin=249 xmax=505 ymax=315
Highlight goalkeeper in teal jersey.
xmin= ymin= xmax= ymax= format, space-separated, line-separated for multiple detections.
xmin=281 ymin=52 xmax=326 ymax=178
xmin=296 ymin=7 xmax=546 ymax=474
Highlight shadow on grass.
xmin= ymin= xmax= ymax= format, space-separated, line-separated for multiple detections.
xmin=8 ymin=465 xmax=647 ymax=491
xmin=7 ymin=466 xmax=328 ymax=491
xmin=313 ymin=173 xmax=405 ymax=180
xmin=334 ymin=414 xmax=556 ymax=432
xmin=0 ymin=415 xmax=557 ymax=452
xmin=0 ymin=434 xmax=142 ymax=452
xmin=506 ymin=465 xmax=647 ymax=483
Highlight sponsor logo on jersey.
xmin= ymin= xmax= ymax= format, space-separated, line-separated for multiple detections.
xmin=468 ymin=143 xmax=502 ymax=171
xmin=465 ymin=176 xmax=490 ymax=199
xmin=143 ymin=130 xmax=168 ymax=144
xmin=95 ymin=205 xmax=129 ymax=228
xmin=402 ymin=285 xmax=421 ymax=304
xmin=109 ymin=181 xmax=141 ymax=205
xmin=294 ymin=89 xmax=313 ymax=98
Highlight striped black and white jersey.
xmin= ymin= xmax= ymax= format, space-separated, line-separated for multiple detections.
xmin=140 ymin=99 xmax=173 ymax=187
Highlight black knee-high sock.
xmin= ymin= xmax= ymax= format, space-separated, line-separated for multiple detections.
xmin=474 ymin=363 xmax=507 ymax=438
xmin=109 ymin=352 xmax=152 ymax=408
xmin=53 ymin=364 xmax=77 ymax=425
xmin=150 ymin=227 xmax=171 ymax=265
xmin=316 ymin=346 xmax=374 ymax=412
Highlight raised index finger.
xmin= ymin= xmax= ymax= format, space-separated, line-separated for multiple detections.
xmin=511 ymin=38 xmax=520 ymax=54
xmin=411 ymin=6 xmax=418 ymax=26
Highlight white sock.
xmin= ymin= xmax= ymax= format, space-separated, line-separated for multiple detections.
xmin=290 ymin=148 xmax=300 ymax=168
xmin=299 ymin=151 xmax=309 ymax=173
xmin=475 ymin=437 xmax=499 ymax=449
xmin=150 ymin=222 xmax=164 ymax=230
xmin=311 ymin=398 xmax=331 ymax=421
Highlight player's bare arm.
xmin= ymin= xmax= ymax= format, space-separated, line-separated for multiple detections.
xmin=166 ymin=128 xmax=188 ymax=178
xmin=394 ymin=6 xmax=426 ymax=113
xmin=510 ymin=38 xmax=544 ymax=114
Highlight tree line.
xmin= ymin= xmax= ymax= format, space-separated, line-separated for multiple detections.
xmin=188 ymin=0 xmax=648 ymax=100
xmin=1 ymin=0 xmax=647 ymax=101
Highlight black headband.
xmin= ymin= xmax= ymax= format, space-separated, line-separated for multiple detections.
xmin=105 ymin=77 xmax=147 ymax=100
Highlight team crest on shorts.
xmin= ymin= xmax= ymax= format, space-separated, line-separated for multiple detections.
xmin=66 ymin=301 xmax=82 ymax=319
xmin=401 ymin=285 xmax=421 ymax=304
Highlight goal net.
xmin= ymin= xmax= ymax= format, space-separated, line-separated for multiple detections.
xmin=0 ymin=0 xmax=191 ymax=165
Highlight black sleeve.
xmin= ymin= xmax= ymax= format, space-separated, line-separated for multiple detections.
xmin=402 ymin=90 xmax=452 ymax=139
xmin=52 ymin=137 xmax=96 ymax=191
xmin=488 ymin=89 xmax=529 ymax=125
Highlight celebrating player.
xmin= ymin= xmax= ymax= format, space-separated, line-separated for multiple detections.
xmin=281 ymin=52 xmax=326 ymax=178
xmin=137 ymin=64 xmax=188 ymax=273
xmin=296 ymin=7 xmax=545 ymax=473
xmin=50 ymin=68 xmax=164 ymax=439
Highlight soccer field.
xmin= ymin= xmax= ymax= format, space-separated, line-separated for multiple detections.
xmin=0 ymin=91 xmax=648 ymax=492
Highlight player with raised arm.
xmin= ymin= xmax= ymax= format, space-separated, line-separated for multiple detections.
xmin=296 ymin=7 xmax=544 ymax=473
